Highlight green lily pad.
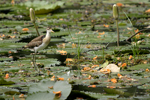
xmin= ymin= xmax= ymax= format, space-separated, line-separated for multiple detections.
xmin=0 ymin=42 xmax=26 ymax=50
xmin=0 ymin=57 xmax=12 ymax=62
xmin=0 ymin=86 xmax=19 ymax=95
xmin=26 ymin=91 xmax=54 ymax=100
xmin=83 ymin=91 xmax=119 ymax=99
xmin=28 ymin=80 xmax=55 ymax=94
xmin=20 ymin=1 xmax=64 ymax=14
xmin=62 ymin=31 xmax=128 ymax=44
xmin=3 ymin=67 xmax=20 ymax=72
xmin=133 ymin=95 xmax=150 ymax=100
xmin=0 ymin=78 xmax=15 ymax=85
xmin=138 ymin=83 xmax=150 ymax=89
xmin=27 ymin=80 xmax=71 ymax=100
xmin=53 ymin=81 xmax=72 ymax=100
xmin=0 ymin=58 xmax=60 ymax=72
xmin=128 ymin=64 xmax=150 ymax=70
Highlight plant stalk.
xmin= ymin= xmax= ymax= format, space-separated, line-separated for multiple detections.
xmin=116 ymin=19 xmax=119 ymax=46
xmin=126 ymin=28 xmax=148 ymax=42
xmin=33 ymin=23 xmax=40 ymax=36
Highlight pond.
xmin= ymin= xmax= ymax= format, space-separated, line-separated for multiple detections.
xmin=0 ymin=0 xmax=150 ymax=100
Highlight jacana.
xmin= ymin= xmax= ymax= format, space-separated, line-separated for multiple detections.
xmin=24 ymin=28 xmax=54 ymax=74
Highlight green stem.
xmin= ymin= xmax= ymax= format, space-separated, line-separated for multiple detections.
xmin=116 ymin=19 xmax=119 ymax=46
xmin=33 ymin=23 xmax=40 ymax=36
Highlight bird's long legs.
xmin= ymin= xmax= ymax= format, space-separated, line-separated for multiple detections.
xmin=32 ymin=53 xmax=40 ymax=74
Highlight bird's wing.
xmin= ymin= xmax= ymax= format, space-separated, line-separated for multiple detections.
xmin=25 ymin=41 xmax=42 ymax=48
xmin=31 ymin=35 xmax=45 ymax=42
xmin=23 ymin=35 xmax=45 ymax=48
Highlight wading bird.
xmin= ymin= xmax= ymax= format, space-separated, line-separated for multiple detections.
xmin=24 ymin=28 xmax=54 ymax=73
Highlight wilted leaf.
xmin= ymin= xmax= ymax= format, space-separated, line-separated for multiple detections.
xmin=105 ymin=64 xmax=120 ymax=72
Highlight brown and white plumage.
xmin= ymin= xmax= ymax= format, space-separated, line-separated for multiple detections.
xmin=24 ymin=28 xmax=54 ymax=74
xmin=24 ymin=28 xmax=54 ymax=53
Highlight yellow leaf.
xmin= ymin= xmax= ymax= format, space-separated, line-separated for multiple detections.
xmin=111 ymin=78 xmax=117 ymax=83
xmin=22 ymin=28 xmax=29 ymax=31
xmin=5 ymin=74 xmax=9 ymax=79
xmin=93 ymin=56 xmax=97 ymax=60
xmin=88 ymin=85 xmax=96 ymax=88
xmin=53 ymin=91 xmax=61 ymax=97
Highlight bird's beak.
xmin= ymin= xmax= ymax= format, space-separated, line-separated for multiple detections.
xmin=47 ymin=28 xmax=54 ymax=33
xmin=51 ymin=30 xmax=54 ymax=33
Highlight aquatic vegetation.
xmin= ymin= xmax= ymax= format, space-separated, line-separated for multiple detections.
xmin=0 ymin=0 xmax=150 ymax=99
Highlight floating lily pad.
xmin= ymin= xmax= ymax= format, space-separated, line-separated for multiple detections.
xmin=0 ymin=58 xmax=60 ymax=72
xmin=62 ymin=31 xmax=128 ymax=44
xmin=20 ymin=1 xmax=64 ymax=14
xmin=53 ymin=81 xmax=72 ymax=100
xmin=28 ymin=80 xmax=55 ymax=94
xmin=133 ymin=95 xmax=150 ymax=100
xmin=83 ymin=91 xmax=119 ymax=99
xmin=0 ymin=57 xmax=12 ymax=62
xmin=0 ymin=42 xmax=26 ymax=50
xmin=128 ymin=64 xmax=150 ymax=70
xmin=0 ymin=78 xmax=15 ymax=85
xmin=138 ymin=83 xmax=150 ymax=89
xmin=27 ymin=80 xmax=71 ymax=100
xmin=26 ymin=91 xmax=54 ymax=100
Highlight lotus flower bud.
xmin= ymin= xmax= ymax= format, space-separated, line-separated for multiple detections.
xmin=30 ymin=8 xmax=36 ymax=23
xmin=113 ymin=4 xmax=119 ymax=20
